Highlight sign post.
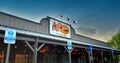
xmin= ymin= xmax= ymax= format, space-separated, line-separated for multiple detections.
xmin=5 ymin=44 xmax=11 ymax=63
xmin=4 ymin=29 xmax=16 ymax=63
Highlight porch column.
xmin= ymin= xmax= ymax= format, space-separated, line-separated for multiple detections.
xmin=111 ymin=50 xmax=114 ymax=63
xmin=64 ymin=46 xmax=73 ymax=63
xmin=25 ymin=39 xmax=45 ymax=63
xmin=87 ymin=45 xmax=93 ymax=63
xmin=32 ymin=37 xmax=39 ymax=63
xmin=86 ymin=48 xmax=93 ymax=63
xmin=116 ymin=52 xmax=119 ymax=63
xmin=109 ymin=50 xmax=113 ymax=63
xmin=68 ymin=49 xmax=72 ymax=63
xmin=88 ymin=51 xmax=93 ymax=63
xmin=100 ymin=51 xmax=104 ymax=63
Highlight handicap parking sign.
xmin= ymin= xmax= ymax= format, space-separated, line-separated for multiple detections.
xmin=4 ymin=29 xmax=16 ymax=44
xmin=112 ymin=49 xmax=114 ymax=54
xmin=67 ymin=40 xmax=72 ymax=49
xmin=89 ymin=44 xmax=93 ymax=53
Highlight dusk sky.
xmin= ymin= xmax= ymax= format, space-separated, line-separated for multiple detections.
xmin=0 ymin=0 xmax=120 ymax=42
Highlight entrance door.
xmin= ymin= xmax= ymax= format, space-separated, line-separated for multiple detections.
xmin=8 ymin=40 xmax=33 ymax=63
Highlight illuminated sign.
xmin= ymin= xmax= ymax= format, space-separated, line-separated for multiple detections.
xmin=50 ymin=19 xmax=71 ymax=38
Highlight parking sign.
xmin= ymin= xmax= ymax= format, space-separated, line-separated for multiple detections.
xmin=67 ymin=40 xmax=72 ymax=49
xmin=4 ymin=29 xmax=16 ymax=44
xmin=89 ymin=44 xmax=93 ymax=53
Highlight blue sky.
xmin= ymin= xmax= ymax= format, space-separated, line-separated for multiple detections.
xmin=0 ymin=0 xmax=120 ymax=42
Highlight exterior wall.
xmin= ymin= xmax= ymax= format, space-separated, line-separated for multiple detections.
xmin=0 ymin=11 xmax=110 ymax=47
xmin=43 ymin=17 xmax=110 ymax=47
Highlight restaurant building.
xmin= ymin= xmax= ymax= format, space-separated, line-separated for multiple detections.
xmin=0 ymin=11 xmax=120 ymax=63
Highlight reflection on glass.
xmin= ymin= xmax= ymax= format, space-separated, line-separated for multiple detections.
xmin=37 ymin=44 xmax=68 ymax=63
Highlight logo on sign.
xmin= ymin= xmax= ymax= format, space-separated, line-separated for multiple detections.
xmin=4 ymin=29 xmax=16 ymax=44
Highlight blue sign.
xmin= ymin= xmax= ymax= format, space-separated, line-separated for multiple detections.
xmin=112 ymin=49 xmax=114 ymax=54
xmin=4 ymin=29 xmax=16 ymax=44
xmin=89 ymin=44 xmax=93 ymax=52
xmin=67 ymin=40 xmax=72 ymax=49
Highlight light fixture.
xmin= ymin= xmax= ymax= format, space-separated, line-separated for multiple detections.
xmin=73 ymin=21 xmax=75 ymax=24
xmin=67 ymin=18 xmax=70 ymax=21
xmin=25 ymin=44 xmax=27 ymax=47
xmin=14 ymin=45 xmax=17 ymax=48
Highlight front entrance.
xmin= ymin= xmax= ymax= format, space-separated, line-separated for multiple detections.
xmin=0 ymin=38 xmax=33 ymax=63
xmin=37 ymin=44 xmax=69 ymax=63
xmin=0 ymin=37 xmax=120 ymax=63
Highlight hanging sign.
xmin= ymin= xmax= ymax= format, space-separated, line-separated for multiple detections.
xmin=4 ymin=29 xmax=16 ymax=44
xmin=50 ymin=19 xmax=71 ymax=38
xmin=67 ymin=40 xmax=72 ymax=49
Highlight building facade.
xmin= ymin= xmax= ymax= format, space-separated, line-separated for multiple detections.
xmin=0 ymin=11 xmax=119 ymax=63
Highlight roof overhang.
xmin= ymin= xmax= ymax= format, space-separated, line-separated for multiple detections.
xmin=0 ymin=26 xmax=119 ymax=51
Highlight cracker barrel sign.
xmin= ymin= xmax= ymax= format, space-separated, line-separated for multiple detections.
xmin=50 ymin=19 xmax=71 ymax=38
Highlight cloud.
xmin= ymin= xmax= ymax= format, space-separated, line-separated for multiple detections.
xmin=76 ymin=26 xmax=96 ymax=36
xmin=75 ymin=26 xmax=120 ymax=42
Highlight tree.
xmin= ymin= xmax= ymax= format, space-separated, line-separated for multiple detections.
xmin=108 ymin=32 xmax=120 ymax=50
